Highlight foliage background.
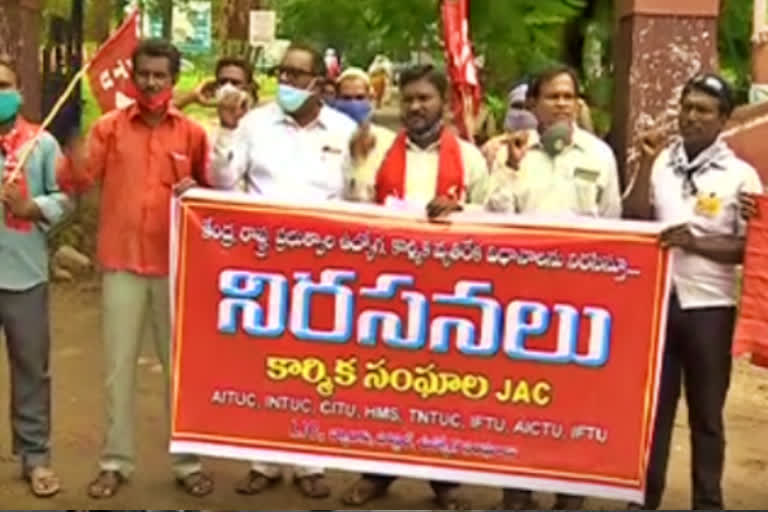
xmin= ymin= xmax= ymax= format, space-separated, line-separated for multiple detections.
xmin=46 ymin=0 xmax=757 ymax=135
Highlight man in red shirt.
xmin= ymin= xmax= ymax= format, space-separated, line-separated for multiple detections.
xmin=62 ymin=39 xmax=213 ymax=499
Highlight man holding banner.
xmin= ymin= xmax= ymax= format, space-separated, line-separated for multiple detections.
xmin=340 ymin=64 xmax=489 ymax=509
xmin=210 ymin=42 xmax=356 ymax=499
xmin=626 ymin=73 xmax=762 ymax=510
xmin=485 ymin=65 xmax=621 ymax=510
xmin=61 ymin=39 xmax=214 ymax=499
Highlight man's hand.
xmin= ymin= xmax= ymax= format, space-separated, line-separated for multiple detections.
xmin=195 ymin=79 xmax=218 ymax=107
xmin=639 ymin=127 xmax=664 ymax=160
xmin=504 ymin=131 xmax=529 ymax=170
xmin=739 ymin=191 xmax=760 ymax=221
xmin=350 ymin=122 xmax=377 ymax=161
xmin=1 ymin=182 xmax=41 ymax=220
xmin=660 ymin=223 xmax=695 ymax=250
xmin=172 ymin=177 xmax=198 ymax=197
xmin=427 ymin=196 xmax=463 ymax=219
xmin=217 ymin=88 xmax=248 ymax=129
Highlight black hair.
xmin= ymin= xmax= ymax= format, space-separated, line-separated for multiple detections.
xmin=284 ymin=42 xmax=326 ymax=77
xmin=131 ymin=39 xmax=182 ymax=77
xmin=527 ymin=65 xmax=581 ymax=100
xmin=216 ymin=56 xmax=254 ymax=84
xmin=399 ymin=64 xmax=448 ymax=97
xmin=682 ymin=73 xmax=734 ymax=116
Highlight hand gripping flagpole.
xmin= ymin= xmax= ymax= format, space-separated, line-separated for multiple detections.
xmin=4 ymin=62 xmax=92 ymax=185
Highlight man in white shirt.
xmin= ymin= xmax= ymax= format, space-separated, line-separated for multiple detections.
xmin=210 ymin=42 xmax=356 ymax=499
xmin=484 ymin=66 xmax=621 ymax=510
xmin=624 ymin=73 xmax=762 ymax=510
xmin=486 ymin=66 xmax=621 ymax=222
xmin=340 ymin=64 xmax=489 ymax=510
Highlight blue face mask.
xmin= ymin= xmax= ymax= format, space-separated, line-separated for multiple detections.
xmin=0 ymin=90 xmax=22 ymax=124
xmin=277 ymin=83 xmax=314 ymax=113
xmin=330 ymin=98 xmax=373 ymax=124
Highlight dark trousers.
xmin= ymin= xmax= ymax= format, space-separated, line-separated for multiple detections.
xmin=644 ymin=292 xmax=735 ymax=510
xmin=362 ymin=473 xmax=458 ymax=494
xmin=0 ymin=284 xmax=52 ymax=473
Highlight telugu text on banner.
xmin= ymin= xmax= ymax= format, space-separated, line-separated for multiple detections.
xmin=169 ymin=190 xmax=671 ymax=503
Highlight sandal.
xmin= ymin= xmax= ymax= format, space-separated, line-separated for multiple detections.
xmin=499 ymin=488 xmax=539 ymax=510
xmin=434 ymin=485 xmax=470 ymax=510
xmin=294 ymin=473 xmax=331 ymax=499
xmin=176 ymin=470 xmax=214 ymax=497
xmin=553 ymin=494 xmax=585 ymax=510
xmin=27 ymin=466 xmax=61 ymax=498
xmin=234 ymin=469 xmax=281 ymax=495
xmin=87 ymin=470 xmax=123 ymax=499
xmin=341 ymin=476 xmax=390 ymax=505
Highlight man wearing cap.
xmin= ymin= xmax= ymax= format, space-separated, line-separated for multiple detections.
xmin=330 ymin=67 xmax=397 ymax=202
xmin=625 ymin=73 xmax=762 ymax=510
xmin=484 ymin=65 xmax=621 ymax=510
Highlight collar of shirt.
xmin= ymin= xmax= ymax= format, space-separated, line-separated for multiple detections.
xmin=405 ymin=136 xmax=440 ymax=153
xmin=126 ymin=102 xmax=183 ymax=123
xmin=272 ymin=103 xmax=333 ymax=130
xmin=529 ymin=123 xmax=588 ymax=153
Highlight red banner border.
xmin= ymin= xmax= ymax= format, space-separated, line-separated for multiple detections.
xmin=170 ymin=196 xmax=671 ymax=492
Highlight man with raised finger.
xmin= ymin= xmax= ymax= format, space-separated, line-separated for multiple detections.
xmin=624 ymin=73 xmax=762 ymax=510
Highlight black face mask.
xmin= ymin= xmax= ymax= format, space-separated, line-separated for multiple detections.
xmin=408 ymin=117 xmax=443 ymax=146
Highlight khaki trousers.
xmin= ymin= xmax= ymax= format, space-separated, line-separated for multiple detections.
xmin=98 ymin=271 xmax=201 ymax=479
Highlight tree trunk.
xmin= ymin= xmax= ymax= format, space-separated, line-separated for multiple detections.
xmin=161 ymin=0 xmax=173 ymax=40
xmin=87 ymin=0 xmax=112 ymax=43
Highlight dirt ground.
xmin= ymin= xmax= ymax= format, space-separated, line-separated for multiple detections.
xmin=0 ymin=279 xmax=767 ymax=510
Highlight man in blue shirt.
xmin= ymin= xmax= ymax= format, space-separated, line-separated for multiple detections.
xmin=0 ymin=57 xmax=71 ymax=497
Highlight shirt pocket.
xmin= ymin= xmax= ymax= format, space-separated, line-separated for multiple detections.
xmin=571 ymin=167 xmax=602 ymax=215
xmin=160 ymin=152 xmax=192 ymax=187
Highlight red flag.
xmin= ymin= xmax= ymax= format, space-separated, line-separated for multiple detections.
xmin=441 ymin=0 xmax=481 ymax=141
xmin=86 ymin=10 xmax=140 ymax=113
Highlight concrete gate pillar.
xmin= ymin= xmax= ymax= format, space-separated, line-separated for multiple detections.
xmin=612 ymin=0 xmax=721 ymax=207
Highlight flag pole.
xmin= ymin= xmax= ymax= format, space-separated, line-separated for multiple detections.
xmin=4 ymin=6 xmax=140 ymax=184
xmin=5 ymin=62 xmax=92 ymax=184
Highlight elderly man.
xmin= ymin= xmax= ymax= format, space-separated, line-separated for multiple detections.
xmin=210 ymin=42 xmax=356 ymax=499
xmin=628 ymin=73 xmax=762 ymax=510
xmin=340 ymin=64 xmax=489 ymax=510
xmin=485 ymin=65 xmax=621 ymax=510
xmin=0 ymin=56 xmax=71 ymax=498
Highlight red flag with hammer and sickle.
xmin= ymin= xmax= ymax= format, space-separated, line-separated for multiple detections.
xmin=86 ymin=10 xmax=141 ymax=112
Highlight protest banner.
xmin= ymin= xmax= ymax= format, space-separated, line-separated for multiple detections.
xmin=169 ymin=189 xmax=671 ymax=502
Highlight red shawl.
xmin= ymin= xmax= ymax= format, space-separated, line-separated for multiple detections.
xmin=375 ymin=128 xmax=465 ymax=204
xmin=1 ymin=118 xmax=38 ymax=232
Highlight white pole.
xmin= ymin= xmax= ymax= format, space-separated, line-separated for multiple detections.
xmin=755 ymin=0 xmax=767 ymax=38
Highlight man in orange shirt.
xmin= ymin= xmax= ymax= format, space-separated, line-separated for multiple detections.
xmin=61 ymin=39 xmax=213 ymax=499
